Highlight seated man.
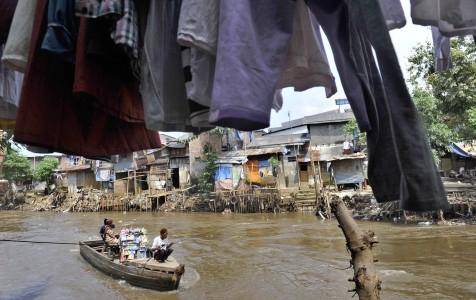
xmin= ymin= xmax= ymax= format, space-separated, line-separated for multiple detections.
xmin=151 ymin=228 xmax=174 ymax=262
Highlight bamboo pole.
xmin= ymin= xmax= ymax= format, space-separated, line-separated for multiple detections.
xmin=310 ymin=153 xmax=321 ymax=216
xmin=317 ymin=160 xmax=330 ymax=218
xmin=133 ymin=170 xmax=137 ymax=196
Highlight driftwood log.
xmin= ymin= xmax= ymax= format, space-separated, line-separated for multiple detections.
xmin=331 ymin=197 xmax=381 ymax=300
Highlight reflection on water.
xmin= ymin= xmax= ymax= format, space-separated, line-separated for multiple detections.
xmin=1 ymin=211 xmax=476 ymax=300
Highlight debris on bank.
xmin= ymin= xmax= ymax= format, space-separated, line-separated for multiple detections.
xmin=1 ymin=180 xmax=476 ymax=224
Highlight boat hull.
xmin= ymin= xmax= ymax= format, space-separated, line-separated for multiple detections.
xmin=79 ymin=240 xmax=184 ymax=291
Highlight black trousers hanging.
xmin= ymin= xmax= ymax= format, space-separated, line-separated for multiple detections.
xmin=306 ymin=0 xmax=448 ymax=211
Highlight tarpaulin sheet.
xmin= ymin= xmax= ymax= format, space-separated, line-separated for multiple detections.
xmin=215 ymin=164 xmax=232 ymax=180
xmin=333 ymin=160 xmax=364 ymax=184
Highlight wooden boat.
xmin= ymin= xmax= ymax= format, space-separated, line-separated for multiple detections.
xmin=79 ymin=240 xmax=185 ymax=291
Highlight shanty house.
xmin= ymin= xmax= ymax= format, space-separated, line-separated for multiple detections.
xmin=56 ymin=155 xmax=99 ymax=193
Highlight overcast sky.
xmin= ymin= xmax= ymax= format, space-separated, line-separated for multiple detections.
xmin=270 ymin=0 xmax=432 ymax=127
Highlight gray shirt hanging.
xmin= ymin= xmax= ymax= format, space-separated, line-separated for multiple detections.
xmin=140 ymin=0 xmax=192 ymax=132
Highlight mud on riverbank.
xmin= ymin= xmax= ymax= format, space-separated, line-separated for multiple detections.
xmin=2 ymin=186 xmax=476 ymax=225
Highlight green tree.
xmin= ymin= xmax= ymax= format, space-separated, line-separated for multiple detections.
xmin=408 ymin=37 xmax=476 ymax=141
xmin=343 ymin=118 xmax=366 ymax=149
xmin=33 ymin=157 xmax=59 ymax=183
xmin=2 ymin=151 xmax=32 ymax=182
xmin=0 ymin=130 xmax=14 ymax=155
xmin=412 ymin=88 xmax=456 ymax=163
xmin=197 ymin=144 xmax=218 ymax=193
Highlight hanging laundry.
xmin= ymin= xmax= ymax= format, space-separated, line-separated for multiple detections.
xmin=432 ymin=27 xmax=452 ymax=72
xmin=182 ymin=47 xmax=215 ymax=128
xmin=177 ymin=0 xmax=219 ymax=129
xmin=0 ymin=45 xmax=22 ymax=129
xmin=75 ymin=0 xmax=139 ymax=78
xmin=209 ymin=0 xmax=295 ymax=131
xmin=1 ymin=0 xmax=38 ymax=72
xmin=13 ymin=0 xmax=161 ymax=156
xmin=275 ymin=0 xmax=336 ymax=98
xmin=306 ymin=0 xmax=371 ymax=133
xmin=41 ymin=0 xmax=78 ymax=63
xmin=177 ymin=0 xmax=219 ymax=56
xmin=109 ymin=0 xmax=138 ymax=60
xmin=75 ymin=0 xmax=123 ymax=19
xmin=379 ymin=0 xmax=406 ymax=30
xmin=307 ymin=0 xmax=448 ymax=211
xmin=411 ymin=0 xmax=476 ymax=37
xmin=0 ymin=0 xmax=18 ymax=45
xmin=73 ymin=17 xmax=145 ymax=123
xmin=272 ymin=89 xmax=284 ymax=112
xmin=140 ymin=0 xmax=193 ymax=132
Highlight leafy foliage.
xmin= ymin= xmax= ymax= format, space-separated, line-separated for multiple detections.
xmin=268 ymin=156 xmax=280 ymax=168
xmin=2 ymin=151 xmax=32 ymax=182
xmin=0 ymin=130 xmax=14 ymax=155
xmin=343 ymin=118 xmax=366 ymax=149
xmin=408 ymin=37 xmax=476 ymax=143
xmin=197 ymin=144 xmax=218 ymax=193
xmin=33 ymin=157 xmax=59 ymax=183
xmin=412 ymin=88 xmax=455 ymax=161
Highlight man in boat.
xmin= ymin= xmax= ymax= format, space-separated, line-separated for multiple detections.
xmin=151 ymin=228 xmax=174 ymax=262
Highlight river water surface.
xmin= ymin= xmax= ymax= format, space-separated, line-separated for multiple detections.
xmin=0 ymin=211 xmax=475 ymax=300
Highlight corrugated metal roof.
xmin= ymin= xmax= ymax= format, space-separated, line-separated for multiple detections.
xmin=57 ymin=164 xmax=92 ymax=172
xmin=219 ymin=146 xmax=283 ymax=158
xmin=247 ymin=133 xmax=309 ymax=148
xmin=306 ymin=145 xmax=365 ymax=162
xmin=268 ymin=109 xmax=354 ymax=134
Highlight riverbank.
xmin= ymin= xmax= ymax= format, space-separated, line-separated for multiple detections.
xmin=2 ymin=186 xmax=476 ymax=225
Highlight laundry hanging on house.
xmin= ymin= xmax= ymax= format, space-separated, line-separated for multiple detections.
xmin=0 ymin=0 xmax=450 ymax=211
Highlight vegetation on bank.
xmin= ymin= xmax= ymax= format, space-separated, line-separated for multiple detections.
xmin=409 ymin=37 xmax=476 ymax=160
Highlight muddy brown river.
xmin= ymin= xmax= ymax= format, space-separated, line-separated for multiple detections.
xmin=0 ymin=211 xmax=475 ymax=300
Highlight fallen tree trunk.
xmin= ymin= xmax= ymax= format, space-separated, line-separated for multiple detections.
xmin=331 ymin=197 xmax=381 ymax=300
